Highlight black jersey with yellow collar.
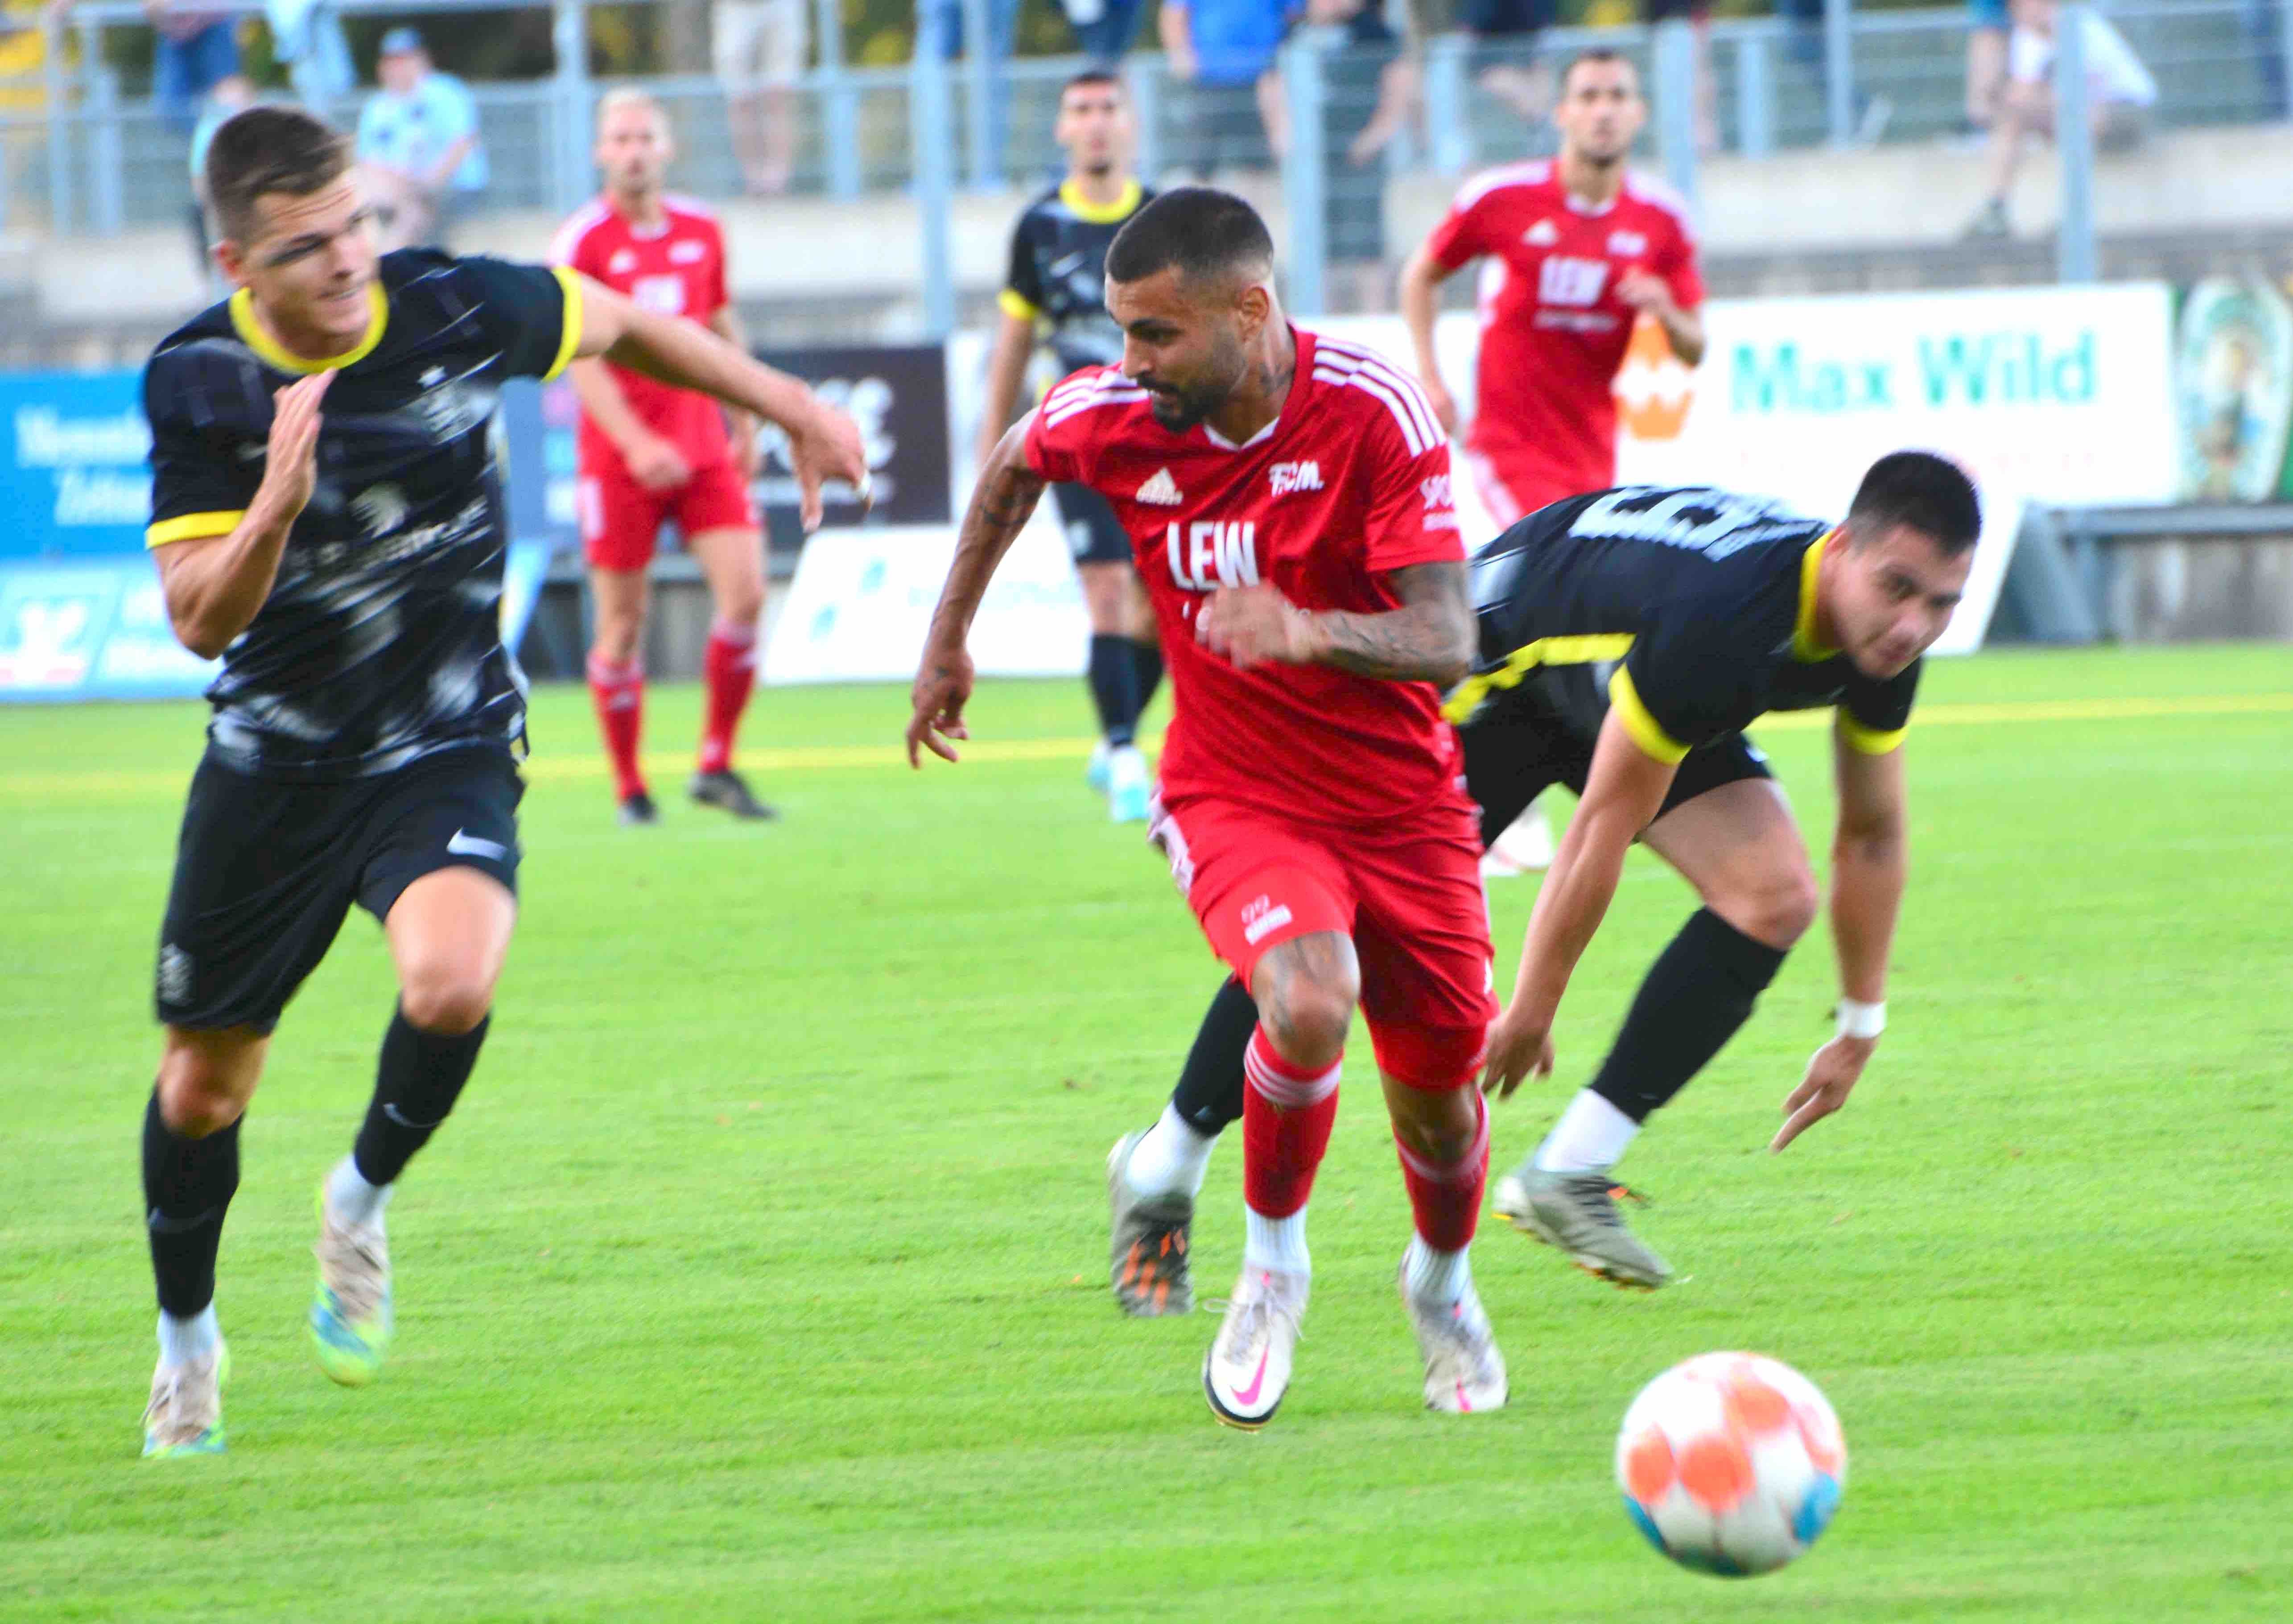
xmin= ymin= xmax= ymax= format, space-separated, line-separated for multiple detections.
xmin=1448 ymin=486 xmax=1921 ymax=761
xmin=1000 ymin=178 xmax=1154 ymax=378
xmin=142 ymin=248 xmax=581 ymax=780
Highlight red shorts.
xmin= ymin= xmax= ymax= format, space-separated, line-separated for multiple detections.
xmin=578 ymin=458 xmax=758 ymax=572
xmin=1148 ymin=793 xmax=1496 ymax=1088
xmin=1462 ymin=448 xmax=1595 ymax=530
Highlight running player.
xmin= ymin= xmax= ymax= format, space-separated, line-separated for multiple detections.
xmin=1106 ymin=457 xmax=1979 ymax=1308
xmin=976 ymin=69 xmax=1163 ymax=821
xmin=910 ymin=189 xmax=1506 ymax=1425
xmin=136 ymin=105 xmax=864 ymax=1457
xmin=1398 ymin=48 xmax=1706 ymax=873
xmin=554 ymin=90 xmax=775 ymax=825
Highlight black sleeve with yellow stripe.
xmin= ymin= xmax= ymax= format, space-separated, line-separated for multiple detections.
xmin=445 ymin=256 xmax=583 ymax=382
xmin=1609 ymin=613 xmax=1756 ymax=766
xmin=999 ymin=214 xmax=1043 ymax=325
xmin=1838 ymin=659 xmax=1920 ymax=755
xmin=141 ymin=342 xmax=265 ymax=550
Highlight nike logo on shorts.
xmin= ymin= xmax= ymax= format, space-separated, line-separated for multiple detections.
xmin=446 ymin=828 xmax=509 ymax=861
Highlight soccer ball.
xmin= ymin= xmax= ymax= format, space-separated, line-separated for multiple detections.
xmin=1614 ymin=1352 xmax=1847 ymax=1577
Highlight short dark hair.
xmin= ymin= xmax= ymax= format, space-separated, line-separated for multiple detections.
xmin=1062 ymin=68 xmax=1124 ymax=98
xmin=1105 ymin=187 xmax=1274 ymax=289
xmin=1562 ymin=48 xmax=1637 ymax=94
xmin=205 ymin=106 xmax=351 ymax=246
xmin=1845 ymin=451 xmax=1983 ymax=556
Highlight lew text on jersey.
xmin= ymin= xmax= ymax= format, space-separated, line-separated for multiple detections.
xmin=1167 ymin=520 xmax=1260 ymax=592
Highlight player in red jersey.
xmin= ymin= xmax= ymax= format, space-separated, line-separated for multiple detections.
xmin=1399 ymin=47 xmax=1707 ymax=871
xmin=907 ymin=190 xmax=1506 ymax=1427
xmin=553 ymin=90 xmax=774 ymax=825
xmin=1401 ymin=49 xmax=1705 ymax=526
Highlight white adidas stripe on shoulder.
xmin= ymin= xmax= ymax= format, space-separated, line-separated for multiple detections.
xmin=1450 ymin=160 xmax=1551 ymax=216
xmin=548 ymin=200 xmax=611 ymax=266
xmin=1624 ymin=169 xmax=1698 ymax=236
xmin=662 ymin=192 xmax=722 ymax=222
xmin=1043 ymin=369 xmax=1148 ymax=427
xmin=1311 ymin=340 xmax=1441 ymax=457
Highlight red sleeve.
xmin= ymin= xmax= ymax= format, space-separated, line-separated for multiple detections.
xmin=1022 ymin=367 xmax=1132 ymax=486
xmin=1657 ymin=212 xmax=1704 ymax=310
xmin=550 ymin=213 xmax=596 ymax=274
xmin=705 ymin=221 xmax=731 ymax=318
xmin=1423 ymin=192 xmax=1489 ymax=272
xmin=1362 ymin=434 xmax=1465 ymax=576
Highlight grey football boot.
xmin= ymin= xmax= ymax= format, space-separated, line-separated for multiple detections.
xmin=1106 ymin=1129 xmax=1195 ymax=1316
xmin=1493 ymin=1163 xmax=1673 ymax=1290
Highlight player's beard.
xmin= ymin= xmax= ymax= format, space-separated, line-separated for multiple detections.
xmin=1145 ymin=333 xmax=1246 ymax=433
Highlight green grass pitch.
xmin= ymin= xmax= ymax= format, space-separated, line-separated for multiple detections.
xmin=1 ymin=643 xmax=2288 ymax=1621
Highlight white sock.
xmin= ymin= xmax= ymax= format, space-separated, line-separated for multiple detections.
xmin=1402 ymin=1235 xmax=1473 ymax=1306
xmin=156 ymin=1304 xmax=220 ymax=1365
xmin=1243 ymin=1205 xmax=1310 ymax=1275
xmin=325 ymin=1154 xmax=392 ymax=1232
xmin=1124 ymin=1104 xmax=1217 ymax=1199
xmin=1534 ymin=1089 xmax=1641 ymax=1174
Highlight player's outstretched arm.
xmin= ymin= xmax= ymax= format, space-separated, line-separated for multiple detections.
xmin=1196 ymin=562 xmax=1474 ymax=686
xmin=151 ymin=372 xmax=332 ymax=661
xmin=1484 ymin=708 xmax=1678 ymax=1097
xmin=569 ymin=273 xmax=864 ymax=530
xmin=907 ymin=415 xmax=1050 ymax=767
xmin=1772 ymin=730 xmax=1909 ymax=1151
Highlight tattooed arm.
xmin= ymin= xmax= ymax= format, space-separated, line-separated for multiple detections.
xmin=1196 ymin=561 xmax=1474 ymax=687
xmin=906 ymin=415 xmax=1051 ymax=765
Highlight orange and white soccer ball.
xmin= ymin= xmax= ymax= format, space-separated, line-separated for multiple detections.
xmin=1614 ymin=1352 xmax=1848 ymax=1577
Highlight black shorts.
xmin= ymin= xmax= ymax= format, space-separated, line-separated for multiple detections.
xmin=1052 ymin=480 xmax=1133 ymax=566
xmin=1459 ymin=667 xmax=1771 ymax=849
xmin=156 ymin=746 xmax=524 ymax=1033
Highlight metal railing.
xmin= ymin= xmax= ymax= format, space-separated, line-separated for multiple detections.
xmin=5 ymin=1 xmax=2290 ymax=324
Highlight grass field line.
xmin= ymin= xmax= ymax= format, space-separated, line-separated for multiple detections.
xmin=2 ymin=691 xmax=2285 ymax=800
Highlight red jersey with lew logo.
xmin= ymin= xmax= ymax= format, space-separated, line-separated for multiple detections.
xmin=551 ymin=194 xmax=734 ymax=469
xmin=1424 ymin=162 xmax=1703 ymax=502
xmin=1025 ymin=329 xmax=1468 ymax=827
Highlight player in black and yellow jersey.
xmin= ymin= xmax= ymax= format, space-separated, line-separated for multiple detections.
xmin=1104 ymin=453 xmax=1979 ymax=1311
xmin=135 ymin=106 xmax=865 ymax=1457
xmin=975 ymin=69 xmax=1161 ymax=821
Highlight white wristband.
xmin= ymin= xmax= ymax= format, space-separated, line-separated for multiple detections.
xmin=1836 ymin=998 xmax=1886 ymax=1041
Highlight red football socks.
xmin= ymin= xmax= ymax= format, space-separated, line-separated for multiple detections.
xmin=1394 ymin=1087 xmax=1489 ymax=1253
xmin=699 ymin=618 xmax=759 ymax=775
xmin=1241 ymin=1026 xmax=1341 ymax=1220
xmin=587 ymin=653 xmax=646 ymax=801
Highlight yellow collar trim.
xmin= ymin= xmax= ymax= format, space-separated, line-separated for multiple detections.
xmin=1794 ymin=528 xmax=1841 ymax=663
xmin=230 ymin=283 xmax=388 ymax=375
xmin=1060 ymin=177 xmax=1142 ymax=226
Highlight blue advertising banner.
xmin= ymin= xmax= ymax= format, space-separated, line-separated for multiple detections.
xmin=0 ymin=371 xmax=153 ymax=559
xmin=0 ymin=560 xmax=220 ymax=701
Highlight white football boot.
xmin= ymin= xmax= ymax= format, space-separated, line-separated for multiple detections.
xmin=1202 ymin=1266 xmax=1308 ymax=1429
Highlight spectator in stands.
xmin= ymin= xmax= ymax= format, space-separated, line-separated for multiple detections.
xmin=1159 ymin=0 xmax=1289 ymax=177
xmin=1460 ymin=0 xmax=1555 ymax=125
xmin=1059 ymin=0 xmax=1149 ymax=65
xmin=921 ymin=0 xmax=1020 ymax=185
xmin=356 ymin=27 xmax=487 ymax=252
xmin=265 ymin=0 xmax=354 ymax=107
xmin=716 ymin=0 xmax=808 ymax=195
xmin=1294 ymin=0 xmax=1416 ymax=310
xmin=1965 ymin=0 xmax=2009 ymax=135
xmin=107 ymin=0 xmax=238 ymax=133
xmin=186 ymin=70 xmax=254 ymax=282
xmin=1964 ymin=0 xmax=2155 ymax=239
xmin=2250 ymin=0 xmax=2288 ymax=120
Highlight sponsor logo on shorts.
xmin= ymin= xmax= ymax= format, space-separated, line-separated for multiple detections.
xmin=157 ymin=944 xmax=192 ymax=1007
xmin=447 ymin=828 xmax=510 ymax=861
xmin=1240 ymin=894 xmax=1294 ymax=947
xmin=1269 ymin=460 xmax=1322 ymax=497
